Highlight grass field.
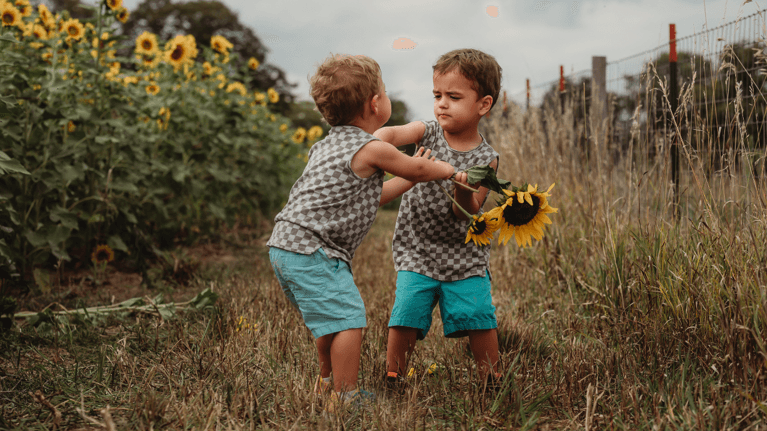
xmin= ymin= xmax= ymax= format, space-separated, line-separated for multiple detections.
xmin=3 ymin=72 xmax=767 ymax=428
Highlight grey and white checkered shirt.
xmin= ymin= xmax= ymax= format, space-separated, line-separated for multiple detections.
xmin=267 ymin=125 xmax=384 ymax=265
xmin=392 ymin=120 xmax=500 ymax=281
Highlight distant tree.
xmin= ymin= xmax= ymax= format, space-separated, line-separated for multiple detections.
xmin=384 ymin=97 xmax=411 ymax=127
xmin=119 ymin=0 xmax=296 ymax=112
xmin=46 ymin=0 xmax=95 ymax=20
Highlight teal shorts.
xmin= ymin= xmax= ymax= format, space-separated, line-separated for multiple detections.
xmin=388 ymin=270 xmax=496 ymax=339
xmin=269 ymin=247 xmax=366 ymax=338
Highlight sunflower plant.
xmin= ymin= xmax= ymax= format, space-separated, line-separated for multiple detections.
xmin=444 ymin=165 xmax=558 ymax=248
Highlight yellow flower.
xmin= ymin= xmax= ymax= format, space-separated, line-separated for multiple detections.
xmin=38 ymin=4 xmax=54 ymax=27
xmin=14 ymin=0 xmax=30 ymax=17
xmin=291 ymin=127 xmax=307 ymax=144
xmin=1 ymin=3 xmax=21 ymax=27
xmin=465 ymin=209 xmax=502 ymax=247
xmin=248 ymin=57 xmax=259 ymax=70
xmin=158 ymin=106 xmax=171 ymax=122
xmin=91 ymin=244 xmax=115 ymax=264
xmin=123 ymin=75 xmax=138 ymax=85
xmin=135 ymin=31 xmax=157 ymax=55
xmin=267 ymin=87 xmax=279 ymax=104
xmin=65 ymin=120 xmax=76 ymax=133
xmin=62 ymin=18 xmax=84 ymax=41
xmin=145 ymin=83 xmax=160 ymax=95
xmin=495 ymin=184 xmax=558 ymax=247
xmin=279 ymin=123 xmax=288 ymax=133
xmin=307 ymin=125 xmax=323 ymax=141
xmin=115 ymin=7 xmax=129 ymax=23
xmin=106 ymin=0 xmax=122 ymax=11
xmin=225 ymin=81 xmax=247 ymax=96
xmin=163 ymin=34 xmax=197 ymax=71
xmin=210 ymin=34 xmax=233 ymax=54
xmin=31 ymin=23 xmax=47 ymax=40
xmin=215 ymin=73 xmax=226 ymax=89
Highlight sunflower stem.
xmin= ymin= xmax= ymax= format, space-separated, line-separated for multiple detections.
xmin=450 ymin=179 xmax=480 ymax=193
xmin=437 ymin=184 xmax=475 ymax=220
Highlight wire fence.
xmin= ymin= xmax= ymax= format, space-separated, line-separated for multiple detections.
xmin=503 ymin=8 xmax=767 ymax=181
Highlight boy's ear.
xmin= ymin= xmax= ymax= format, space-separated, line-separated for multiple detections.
xmin=478 ymin=95 xmax=493 ymax=116
xmin=369 ymin=93 xmax=381 ymax=116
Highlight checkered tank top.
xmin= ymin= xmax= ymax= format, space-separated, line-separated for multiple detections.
xmin=392 ymin=120 xmax=499 ymax=281
xmin=267 ymin=125 xmax=384 ymax=265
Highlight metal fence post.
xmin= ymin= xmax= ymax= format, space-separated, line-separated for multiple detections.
xmin=669 ymin=23 xmax=680 ymax=217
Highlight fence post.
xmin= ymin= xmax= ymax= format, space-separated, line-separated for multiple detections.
xmin=591 ymin=56 xmax=607 ymax=123
xmin=526 ymin=78 xmax=530 ymax=111
xmin=559 ymin=65 xmax=565 ymax=114
xmin=669 ymin=23 xmax=680 ymax=217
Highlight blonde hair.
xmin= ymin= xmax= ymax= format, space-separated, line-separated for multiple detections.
xmin=433 ymin=49 xmax=502 ymax=110
xmin=309 ymin=54 xmax=382 ymax=126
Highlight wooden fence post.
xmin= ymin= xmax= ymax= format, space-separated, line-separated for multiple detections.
xmin=559 ymin=65 xmax=565 ymax=114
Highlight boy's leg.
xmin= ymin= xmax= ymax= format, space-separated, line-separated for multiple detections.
xmin=467 ymin=328 xmax=499 ymax=380
xmin=329 ymin=328 xmax=363 ymax=392
xmin=316 ymin=333 xmax=334 ymax=379
xmin=386 ymin=326 xmax=418 ymax=376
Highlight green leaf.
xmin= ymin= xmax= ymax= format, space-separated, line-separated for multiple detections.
xmin=0 ymin=34 xmax=20 ymax=44
xmin=464 ymin=165 xmax=511 ymax=194
xmin=50 ymin=206 xmax=79 ymax=230
xmin=208 ymin=203 xmax=227 ymax=221
xmin=33 ymin=268 xmax=51 ymax=295
xmin=191 ymin=287 xmax=219 ymax=309
xmin=0 ymin=151 xmax=30 ymax=176
xmin=107 ymin=235 xmax=129 ymax=253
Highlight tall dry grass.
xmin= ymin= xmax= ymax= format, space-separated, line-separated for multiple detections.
xmin=3 ymin=42 xmax=767 ymax=431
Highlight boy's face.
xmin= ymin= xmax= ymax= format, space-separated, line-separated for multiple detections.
xmin=432 ymin=69 xmax=490 ymax=134
xmin=375 ymin=78 xmax=392 ymax=126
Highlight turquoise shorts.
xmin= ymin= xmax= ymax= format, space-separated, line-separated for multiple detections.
xmin=269 ymin=247 xmax=366 ymax=338
xmin=388 ymin=270 xmax=496 ymax=339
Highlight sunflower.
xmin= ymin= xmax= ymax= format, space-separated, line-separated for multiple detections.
xmin=14 ymin=0 xmax=30 ymax=17
xmin=291 ymin=127 xmax=307 ymax=144
xmin=65 ymin=120 xmax=76 ymax=133
xmin=465 ymin=209 xmax=502 ymax=247
xmin=225 ymin=81 xmax=246 ymax=96
xmin=163 ymin=34 xmax=197 ymax=70
xmin=210 ymin=34 xmax=232 ymax=54
xmin=134 ymin=31 xmax=157 ymax=56
xmin=115 ymin=7 xmax=129 ymax=23
xmin=1 ymin=3 xmax=20 ymax=27
xmin=31 ymin=23 xmax=47 ymax=39
xmin=62 ymin=18 xmax=84 ymax=41
xmin=105 ymin=0 xmax=122 ymax=11
xmin=495 ymin=184 xmax=558 ymax=247
xmin=91 ymin=244 xmax=115 ymax=264
xmin=307 ymin=125 xmax=323 ymax=141
xmin=145 ymin=82 xmax=160 ymax=95
xmin=267 ymin=87 xmax=279 ymax=103
xmin=38 ymin=4 xmax=54 ymax=28
xmin=248 ymin=57 xmax=259 ymax=70
xmin=279 ymin=123 xmax=288 ymax=133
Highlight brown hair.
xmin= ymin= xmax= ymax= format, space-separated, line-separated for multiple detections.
xmin=309 ymin=54 xmax=382 ymax=126
xmin=433 ymin=49 xmax=502 ymax=110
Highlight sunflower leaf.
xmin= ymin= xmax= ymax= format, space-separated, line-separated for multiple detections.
xmin=464 ymin=165 xmax=511 ymax=194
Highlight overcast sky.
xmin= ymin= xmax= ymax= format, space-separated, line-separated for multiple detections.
xmin=124 ymin=0 xmax=763 ymax=121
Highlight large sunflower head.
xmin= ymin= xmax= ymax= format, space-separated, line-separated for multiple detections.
xmin=291 ymin=127 xmax=307 ymax=144
xmin=134 ymin=31 xmax=157 ymax=55
xmin=1 ymin=3 xmax=21 ymax=27
xmin=91 ymin=244 xmax=115 ymax=264
xmin=496 ymin=183 xmax=558 ymax=247
xmin=307 ymin=125 xmax=323 ymax=141
xmin=465 ymin=208 xmax=502 ymax=247
xmin=62 ymin=18 xmax=84 ymax=41
xmin=210 ymin=34 xmax=233 ymax=54
xmin=38 ymin=4 xmax=54 ymax=28
xmin=163 ymin=34 xmax=197 ymax=70
xmin=14 ymin=0 xmax=30 ymax=17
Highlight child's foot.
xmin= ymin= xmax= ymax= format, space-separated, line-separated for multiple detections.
xmin=313 ymin=375 xmax=332 ymax=395
xmin=384 ymin=371 xmax=406 ymax=393
xmin=325 ymin=388 xmax=376 ymax=413
xmin=482 ymin=372 xmax=504 ymax=393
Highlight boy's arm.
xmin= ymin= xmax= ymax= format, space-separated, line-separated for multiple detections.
xmin=379 ymin=147 xmax=436 ymax=206
xmin=352 ymin=139 xmax=453 ymax=185
xmin=373 ymin=121 xmax=426 ymax=147
xmin=452 ymin=158 xmax=499 ymax=220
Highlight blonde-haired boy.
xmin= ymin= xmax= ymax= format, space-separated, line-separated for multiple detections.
xmin=375 ymin=48 xmax=504 ymax=390
xmin=267 ymin=54 xmax=455 ymax=407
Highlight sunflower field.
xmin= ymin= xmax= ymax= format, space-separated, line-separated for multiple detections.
xmin=0 ymin=0 xmax=320 ymax=287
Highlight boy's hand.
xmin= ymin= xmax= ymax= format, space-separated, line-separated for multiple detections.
xmin=453 ymin=171 xmax=479 ymax=192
